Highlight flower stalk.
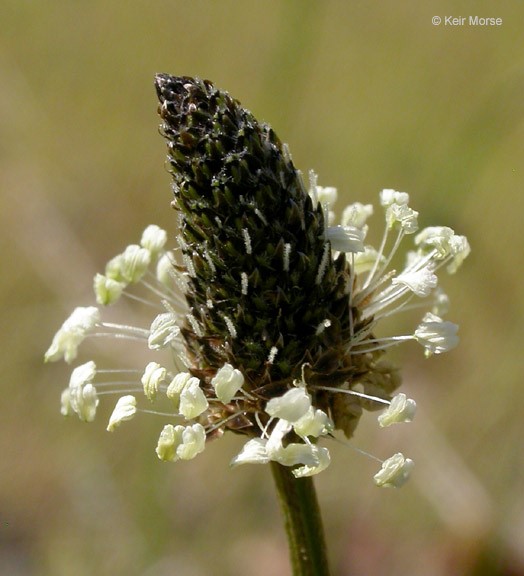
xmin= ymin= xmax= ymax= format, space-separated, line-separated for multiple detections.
xmin=271 ymin=462 xmax=331 ymax=576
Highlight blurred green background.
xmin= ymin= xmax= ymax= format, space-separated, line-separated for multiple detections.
xmin=2 ymin=1 xmax=523 ymax=574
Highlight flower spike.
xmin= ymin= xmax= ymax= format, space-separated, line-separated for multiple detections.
xmin=45 ymin=75 xmax=469 ymax=490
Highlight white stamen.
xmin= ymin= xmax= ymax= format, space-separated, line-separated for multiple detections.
xmin=282 ymin=142 xmax=293 ymax=164
xmin=315 ymin=244 xmax=330 ymax=285
xmin=203 ymin=248 xmax=216 ymax=276
xmin=254 ymin=209 xmax=267 ymax=226
xmin=241 ymin=272 xmax=248 ymax=295
xmin=186 ymin=312 xmax=203 ymax=337
xmin=283 ymin=243 xmax=291 ymax=272
xmin=211 ymin=363 xmax=244 ymax=404
xmin=315 ymin=319 xmax=332 ymax=335
xmin=374 ymin=453 xmax=414 ymax=488
xmin=242 ymin=229 xmax=252 ymax=254
xmin=182 ymin=253 xmax=196 ymax=278
xmin=176 ymin=234 xmax=188 ymax=251
xmin=267 ymin=346 xmax=278 ymax=364
xmin=312 ymin=385 xmax=390 ymax=406
xmin=308 ymin=170 xmax=319 ymax=208
xmin=98 ymin=322 xmax=150 ymax=337
xmin=223 ymin=315 xmax=237 ymax=339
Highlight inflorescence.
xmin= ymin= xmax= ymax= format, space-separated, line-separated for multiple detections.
xmin=45 ymin=75 xmax=469 ymax=487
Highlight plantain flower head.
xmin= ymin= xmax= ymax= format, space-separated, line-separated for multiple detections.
xmin=45 ymin=74 xmax=470 ymax=485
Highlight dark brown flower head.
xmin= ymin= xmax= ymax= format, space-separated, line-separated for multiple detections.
xmin=155 ymin=74 xmax=359 ymax=405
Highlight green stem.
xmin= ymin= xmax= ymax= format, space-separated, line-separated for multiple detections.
xmin=270 ymin=462 xmax=332 ymax=576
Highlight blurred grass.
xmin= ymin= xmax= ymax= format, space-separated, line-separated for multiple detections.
xmin=1 ymin=1 xmax=524 ymax=575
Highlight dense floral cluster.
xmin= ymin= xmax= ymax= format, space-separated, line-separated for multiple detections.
xmin=45 ymin=75 xmax=469 ymax=487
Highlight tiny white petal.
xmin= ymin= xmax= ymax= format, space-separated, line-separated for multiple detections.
xmin=156 ymin=253 xmax=175 ymax=287
xmin=380 ymin=189 xmax=409 ymax=206
xmin=378 ymin=393 xmax=417 ymax=427
xmin=316 ymin=186 xmax=338 ymax=207
xmin=293 ymin=407 xmax=333 ymax=438
xmin=69 ymin=360 xmax=97 ymax=388
xmin=60 ymin=306 xmax=99 ymax=332
xmin=211 ymin=363 xmax=244 ymax=404
xmin=148 ymin=313 xmax=181 ymax=350
xmin=176 ymin=423 xmax=207 ymax=460
xmin=141 ymin=362 xmax=168 ymax=401
xmin=72 ymin=384 xmax=99 ymax=423
xmin=415 ymin=226 xmax=455 ymax=259
xmin=68 ymin=361 xmax=98 ymax=423
xmin=107 ymin=395 xmax=137 ymax=432
xmin=265 ymin=387 xmax=311 ymax=423
xmin=341 ymin=202 xmax=373 ymax=228
xmin=292 ymin=446 xmax=331 ymax=478
xmin=392 ymin=266 xmax=437 ymax=297
xmin=156 ymin=423 xmax=206 ymax=462
xmin=385 ymin=203 xmax=418 ymax=233
xmin=268 ymin=442 xmax=331 ymax=478
xmin=105 ymin=245 xmax=150 ymax=284
xmin=120 ymin=245 xmax=151 ymax=283
xmin=179 ymin=377 xmax=208 ymax=419
xmin=266 ymin=418 xmax=293 ymax=454
xmin=140 ymin=224 xmax=167 ymax=255
xmin=166 ymin=372 xmax=193 ymax=410
xmin=230 ymin=438 xmax=270 ymax=467
xmin=447 ymin=235 xmax=470 ymax=273
xmin=156 ymin=424 xmax=178 ymax=461
xmin=310 ymin=182 xmax=337 ymax=223
xmin=93 ymin=273 xmax=126 ymax=306
xmin=44 ymin=307 xmax=100 ymax=363
xmin=374 ymin=453 xmax=414 ymax=488
xmin=45 ymin=330 xmax=83 ymax=364
xmin=105 ymin=253 xmax=124 ymax=280
xmin=326 ymin=225 xmax=365 ymax=253
xmin=270 ymin=442 xmax=319 ymax=467
xmin=414 ymin=312 xmax=459 ymax=356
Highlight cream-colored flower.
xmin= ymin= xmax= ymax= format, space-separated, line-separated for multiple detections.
xmin=107 ymin=396 xmax=137 ymax=432
xmin=45 ymin=307 xmax=100 ymax=363
xmin=374 ymin=453 xmax=414 ymax=488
